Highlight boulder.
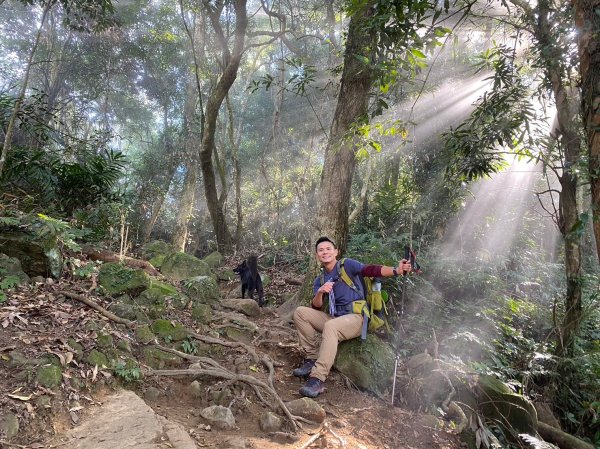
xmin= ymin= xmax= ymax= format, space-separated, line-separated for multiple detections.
xmin=143 ymin=346 xmax=183 ymax=369
xmin=201 ymin=251 xmax=223 ymax=269
xmin=284 ymin=398 xmax=325 ymax=423
xmin=0 ymin=253 xmax=30 ymax=286
xmin=221 ymin=298 xmax=260 ymax=317
xmin=191 ymin=304 xmax=212 ymax=324
xmin=0 ymin=412 xmax=19 ymax=440
xmin=0 ymin=230 xmax=62 ymax=278
xmin=35 ymin=364 xmax=63 ymax=388
xmin=259 ymin=411 xmax=283 ymax=433
xmin=334 ymin=334 xmax=396 ymax=395
xmin=477 ymin=375 xmax=538 ymax=438
xmin=200 ymin=405 xmax=236 ymax=430
xmin=161 ymin=252 xmax=212 ymax=281
xmin=141 ymin=240 xmax=176 ymax=261
xmin=181 ymin=275 xmax=220 ymax=305
xmin=151 ymin=319 xmax=189 ymax=342
xmin=98 ymin=263 xmax=150 ymax=297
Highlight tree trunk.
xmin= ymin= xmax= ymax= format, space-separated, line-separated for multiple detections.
xmin=172 ymin=73 xmax=200 ymax=251
xmin=573 ymin=0 xmax=600 ymax=262
xmin=0 ymin=1 xmax=51 ymax=178
xmin=199 ymin=0 xmax=247 ymax=254
xmin=316 ymin=2 xmax=376 ymax=255
xmin=143 ymin=106 xmax=176 ymax=243
xmin=537 ymin=0 xmax=583 ymax=357
xmin=277 ymin=3 xmax=377 ymax=317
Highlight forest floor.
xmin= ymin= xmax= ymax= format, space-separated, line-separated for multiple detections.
xmin=0 ymin=257 xmax=464 ymax=449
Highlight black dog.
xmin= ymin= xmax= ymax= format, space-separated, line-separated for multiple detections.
xmin=233 ymin=255 xmax=264 ymax=307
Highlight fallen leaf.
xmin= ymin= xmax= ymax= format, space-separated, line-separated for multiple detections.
xmin=70 ymin=410 xmax=80 ymax=424
xmin=8 ymin=393 xmax=33 ymax=401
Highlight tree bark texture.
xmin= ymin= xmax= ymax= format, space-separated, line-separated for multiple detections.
xmin=316 ymin=2 xmax=376 ymax=255
xmin=537 ymin=0 xmax=583 ymax=357
xmin=574 ymin=0 xmax=600 ymax=262
xmin=199 ymin=0 xmax=248 ymax=253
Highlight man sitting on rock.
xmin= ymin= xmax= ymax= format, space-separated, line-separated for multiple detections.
xmin=292 ymin=236 xmax=412 ymax=398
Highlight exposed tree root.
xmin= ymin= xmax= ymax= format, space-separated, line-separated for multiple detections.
xmin=296 ymin=422 xmax=346 ymax=449
xmin=59 ymin=291 xmax=134 ymax=328
xmin=537 ymin=422 xmax=595 ymax=449
xmin=81 ymin=246 xmax=160 ymax=276
xmin=189 ymin=331 xmax=259 ymax=364
xmin=146 ymin=364 xmax=298 ymax=432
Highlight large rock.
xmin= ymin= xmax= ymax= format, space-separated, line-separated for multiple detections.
xmin=334 ymin=334 xmax=396 ymax=395
xmin=284 ymin=398 xmax=325 ymax=423
xmin=201 ymin=251 xmax=223 ymax=269
xmin=0 ymin=412 xmax=19 ymax=440
xmin=0 ymin=253 xmax=30 ymax=286
xmin=221 ymin=298 xmax=260 ymax=317
xmin=141 ymin=240 xmax=176 ymax=261
xmin=0 ymin=230 xmax=62 ymax=278
xmin=160 ymin=252 xmax=212 ymax=281
xmin=55 ymin=390 xmax=197 ymax=449
xmin=181 ymin=275 xmax=220 ymax=304
xmin=98 ymin=263 xmax=150 ymax=297
xmin=477 ymin=375 xmax=538 ymax=438
xmin=200 ymin=405 xmax=236 ymax=430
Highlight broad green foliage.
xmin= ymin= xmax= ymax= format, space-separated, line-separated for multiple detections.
xmin=444 ymin=45 xmax=534 ymax=182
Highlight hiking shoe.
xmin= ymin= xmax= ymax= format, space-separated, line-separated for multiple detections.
xmin=292 ymin=359 xmax=316 ymax=378
xmin=299 ymin=377 xmax=325 ymax=398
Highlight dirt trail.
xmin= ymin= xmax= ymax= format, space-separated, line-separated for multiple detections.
xmin=0 ymin=264 xmax=463 ymax=449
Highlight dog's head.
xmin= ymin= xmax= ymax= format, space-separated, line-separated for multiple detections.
xmin=233 ymin=260 xmax=248 ymax=274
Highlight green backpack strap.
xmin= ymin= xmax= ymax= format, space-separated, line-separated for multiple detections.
xmin=338 ymin=258 xmax=360 ymax=294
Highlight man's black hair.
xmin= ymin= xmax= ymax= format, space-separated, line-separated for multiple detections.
xmin=315 ymin=236 xmax=336 ymax=251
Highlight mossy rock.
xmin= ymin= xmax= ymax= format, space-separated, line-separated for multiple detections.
xmin=96 ymin=333 xmax=114 ymax=349
xmin=0 ymin=253 xmax=30 ymax=285
xmin=0 ymin=412 xmax=19 ymax=439
xmin=149 ymin=254 xmax=166 ymax=268
xmin=116 ymin=339 xmax=132 ymax=353
xmin=108 ymin=303 xmax=138 ymax=321
xmin=147 ymin=304 xmax=167 ymax=319
xmin=35 ymin=364 xmax=63 ymax=388
xmin=201 ymin=251 xmax=223 ymax=269
xmin=477 ymin=375 xmax=538 ymax=438
xmin=143 ymin=346 xmax=182 ymax=369
xmin=138 ymin=283 xmax=188 ymax=310
xmin=217 ymin=268 xmax=235 ymax=281
xmin=135 ymin=324 xmax=156 ymax=345
xmin=151 ymin=319 xmax=189 ymax=342
xmin=161 ymin=252 xmax=212 ymax=281
xmin=0 ymin=230 xmax=62 ymax=278
xmin=224 ymin=326 xmax=255 ymax=344
xmin=67 ymin=338 xmax=84 ymax=361
xmin=334 ymin=334 xmax=396 ymax=396
xmin=86 ymin=350 xmax=109 ymax=368
xmin=150 ymin=279 xmax=179 ymax=296
xmin=181 ymin=275 xmax=220 ymax=305
xmin=98 ymin=263 xmax=150 ymax=297
xmin=141 ymin=240 xmax=176 ymax=261
xmin=191 ymin=304 xmax=212 ymax=325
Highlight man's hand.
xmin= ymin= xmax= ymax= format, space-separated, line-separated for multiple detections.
xmin=398 ymin=259 xmax=412 ymax=275
xmin=318 ymin=281 xmax=335 ymax=294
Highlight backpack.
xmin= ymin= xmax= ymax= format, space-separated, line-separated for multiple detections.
xmin=320 ymin=258 xmax=389 ymax=341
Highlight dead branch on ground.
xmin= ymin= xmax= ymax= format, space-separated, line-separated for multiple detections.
xmin=59 ymin=291 xmax=134 ymax=328
xmin=81 ymin=246 xmax=160 ymax=276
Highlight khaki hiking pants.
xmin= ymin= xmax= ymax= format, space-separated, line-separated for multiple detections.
xmin=293 ymin=306 xmax=363 ymax=381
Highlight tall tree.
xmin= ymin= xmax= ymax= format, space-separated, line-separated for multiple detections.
xmin=573 ymin=0 xmax=600 ymax=262
xmin=315 ymin=2 xmax=376 ymax=255
xmin=199 ymin=0 xmax=248 ymax=253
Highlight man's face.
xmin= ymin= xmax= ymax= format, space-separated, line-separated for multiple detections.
xmin=316 ymin=241 xmax=338 ymax=265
